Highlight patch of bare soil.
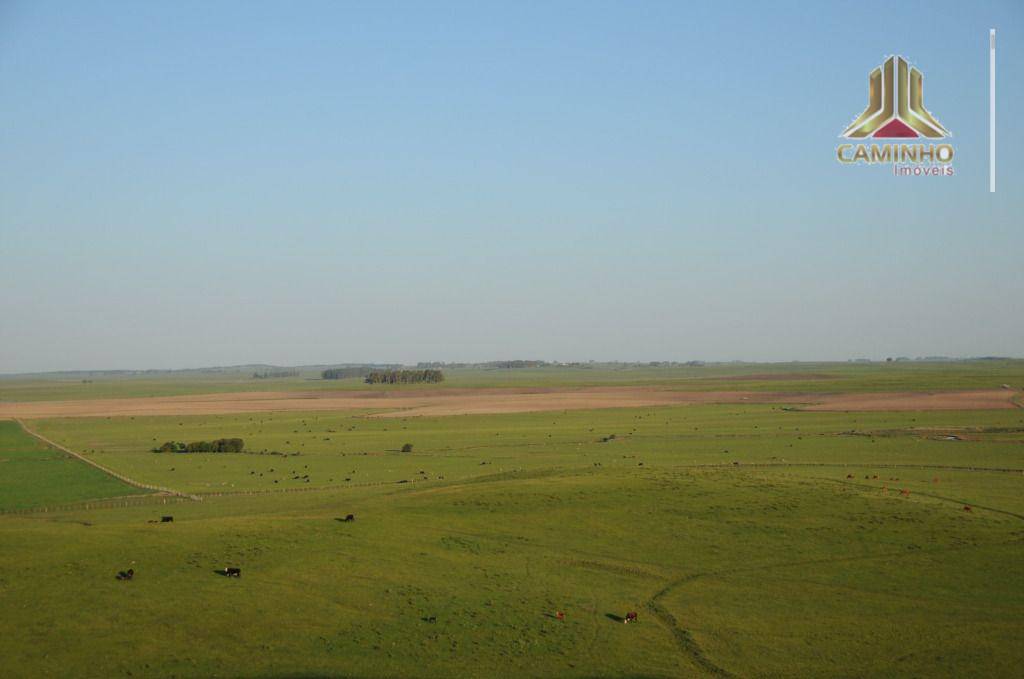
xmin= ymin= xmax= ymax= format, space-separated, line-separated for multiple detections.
xmin=708 ymin=373 xmax=834 ymax=381
xmin=802 ymin=390 xmax=1019 ymax=412
xmin=0 ymin=388 xmax=770 ymax=419
xmin=0 ymin=387 xmax=1016 ymax=419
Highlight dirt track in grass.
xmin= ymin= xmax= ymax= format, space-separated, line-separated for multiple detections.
xmin=0 ymin=387 xmax=1018 ymax=419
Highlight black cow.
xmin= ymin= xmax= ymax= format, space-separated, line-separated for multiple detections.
xmin=221 ymin=567 xmax=241 ymax=577
xmin=161 ymin=516 xmax=173 ymax=523
xmin=339 ymin=514 xmax=355 ymax=522
xmin=116 ymin=568 xmax=134 ymax=581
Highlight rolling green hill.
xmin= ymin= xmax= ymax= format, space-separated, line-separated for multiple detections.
xmin=1 ymin=366 xmax=1022 ymax=677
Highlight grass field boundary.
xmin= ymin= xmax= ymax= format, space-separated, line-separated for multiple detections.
xmin=704 ymin=461 xmax=1024 ymax=473
xmin=0 ymin=493 xmax=196 ymax=516
xmin=193 ymin=461 xmax=1024 ymax=501
xmin=13 ymin=419 xmax=202 ymax=502
xmin=818 ymin=476 xmax=1024 ymax=521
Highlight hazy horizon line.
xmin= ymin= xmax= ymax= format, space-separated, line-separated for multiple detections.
xmin=3 ymin=355 xmax=1020 ymax=379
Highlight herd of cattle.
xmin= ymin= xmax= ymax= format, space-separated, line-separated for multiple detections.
xmin=119 ymin=512 xmax=647 ymax=626
xmin=117 ymin=513 xmax=361 ymax=581
xmin=843 ymin=473 xmax=974 ymax=512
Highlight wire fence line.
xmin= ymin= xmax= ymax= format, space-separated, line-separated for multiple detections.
xmin=0 ymin=493 xmax=195 ymax=516
xmin=198 ymin=477 xmax=420 ymax=498
xmin=14 ymin=419 xmax=202 ymax=501
xmin=0 ymin=480 xmax=401 ymax=515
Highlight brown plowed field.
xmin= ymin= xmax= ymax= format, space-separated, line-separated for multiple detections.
xmin=0 ymin=387 xmax=1017 ymax=419
xmin=800 ymin=389 xmax=1020 ymax=412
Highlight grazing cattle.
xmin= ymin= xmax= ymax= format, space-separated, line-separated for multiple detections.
xmin=963 ymin=505 xmax=972 ymax=512
xmin=846 ymin=474 xmax=854 ymax=479
xmin=161 ymin=516 xmax=173 ymax=523
xmin=221 ymin=567 xmax=241 ymax=577
xmin=116 ymin=568 xmax=134 ymax=581
xmin=624 ymin=612 xmax=638 ymax=624
xmin=342 ymin=514 xmax=355 ymax=522
xmin=900 ymin=489 xmax=910 ymax=497
xmin=555 ymin=611 xmax=565 ymax=621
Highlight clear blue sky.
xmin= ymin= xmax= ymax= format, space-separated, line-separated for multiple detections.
xmin=1 ymin=1 xmax=1021 ymax=372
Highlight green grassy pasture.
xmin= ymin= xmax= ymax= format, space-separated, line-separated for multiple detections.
xmin=0 ymin=464 xmax=1020 ymax=677
xmin=30 ymin=405 xmax=1024 ymax=497
xmin=2 ymin=390 xmax=1023 ymax=677
xmin=0 ymin=421 xmax=145 ymax=511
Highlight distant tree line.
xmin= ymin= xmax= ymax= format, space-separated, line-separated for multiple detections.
xmin=322 ymin=367 xmax=373 ymax=380
xmin=364 ymin=369 xmax=444 ymax=384
xmin=252 ymin=370 xmax=299 ymax=379
xmin=416 ymin=360 xmax=549 ymax=369
xmin=154 ymin=438 xmax=245 ymax=453
xmin=485 ymin=360 xmax=547 ymax=369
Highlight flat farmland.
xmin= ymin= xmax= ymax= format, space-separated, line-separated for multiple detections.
xmin=24 ymin=404 xmax=1024 ymax=496
xmin=1 ymin=364 xmax=1023 ymax=677
xmin=3 ymin=359 xmax=1023 ymax=403
xmin=0 ymin=386 xmax=1018 ymax=420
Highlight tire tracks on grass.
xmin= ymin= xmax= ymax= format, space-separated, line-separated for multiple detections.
xmin=641 ymin=466 xmax=1024 ymax=677
xmin=644 ymin=537 xmax=1024 ymax=678
xmin=646 ymin=576 xmax=734 ymax=677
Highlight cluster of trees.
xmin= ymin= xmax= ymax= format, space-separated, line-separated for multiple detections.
xmin=364 ymin=370 xmax=444 ymax=384
xmin=484 ymin=360 xmax=547 ymax=369
xmin=322 ymin=367 xmax=373 ymax=380
xmin=417 ymin=360 xmax=551 ymax=369
xmin=252 ymin=370 xmax=299 ymax=379
xmin=153 ymin=438 xmax=245 ymax=453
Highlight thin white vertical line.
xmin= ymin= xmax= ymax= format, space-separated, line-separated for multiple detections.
xmin=990 ymin=29 xmax=995 ymax=193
